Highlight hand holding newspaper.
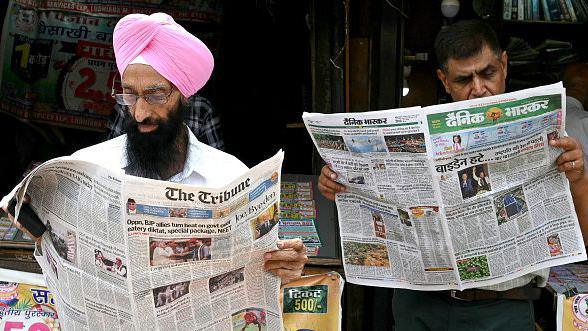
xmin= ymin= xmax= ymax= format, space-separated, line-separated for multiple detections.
xmin=9 ymin=151 xmax=286 ymax=330
xmin=303 ymin=83 xmax=587 ymax=290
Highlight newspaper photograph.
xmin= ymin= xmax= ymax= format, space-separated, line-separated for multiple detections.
xmin=9 ymin=151 xmax=285 ymax=330
xmin=303 ymin=82 xmax=587 ymax=290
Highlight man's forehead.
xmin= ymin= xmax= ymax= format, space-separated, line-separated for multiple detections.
xmin=122 ymin=64 xmax=172 ymax=89
xmin=122 ymin=80 xmax=171 ymax=90
xmin=446 ymin=47 xmax=501 ymax=75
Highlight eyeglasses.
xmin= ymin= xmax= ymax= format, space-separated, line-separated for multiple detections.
xmin=111 ymin=82 xmax=175 ymax=106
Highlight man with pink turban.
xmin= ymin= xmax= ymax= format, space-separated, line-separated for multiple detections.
xmin=2 ymin=13 xmax=307 ymax=285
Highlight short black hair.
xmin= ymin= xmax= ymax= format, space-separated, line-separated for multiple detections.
xmin=434 ymin=20 xmax=502 ymax=72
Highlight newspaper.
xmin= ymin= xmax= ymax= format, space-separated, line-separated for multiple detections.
xmin=549 ymin=264 xmax=588 ymax=294
xmin=10 ymin=151 xmax=285 ymax=330
xmin=303 ymin=83 xmax=587 ymax=290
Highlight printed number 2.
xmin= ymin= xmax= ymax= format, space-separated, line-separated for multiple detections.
xmin=74 ymin=68 xmax=117 ymax=101
xmin=74 ymin=67 xmax=97 ymax=100
xmin=14 ymin=43 xmax=31 ymax=69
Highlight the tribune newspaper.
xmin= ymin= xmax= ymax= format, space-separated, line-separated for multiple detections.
xmin=10 ymin=151 xmax=285 ymax=330
xmin=303 ymin=83 xmax=587 ymax=290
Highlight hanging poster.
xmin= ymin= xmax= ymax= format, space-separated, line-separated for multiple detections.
xmin=280 ymin=272 xmax=344 ymax=331
xmin=0 ymin=282 xmax=60 ymax=330
xmin=0 ymin=0 xmax=221 ymax=131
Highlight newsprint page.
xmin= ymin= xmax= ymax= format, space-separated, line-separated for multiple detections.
xmin=303 ymin=83 xmax=587 ymax=291
xmin=10 ymin=151 xmax=285 ymax=330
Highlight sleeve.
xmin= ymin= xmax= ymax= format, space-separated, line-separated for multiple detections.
xmin=203 ymin=245 xmax=210 ymax=258
xmin=0 ymin=185 xmax=19 ymax=210
xmin=472 ymin=169 xmax=480 ymax=182
xmin=186 ymin=96 xmax=225 ymax=150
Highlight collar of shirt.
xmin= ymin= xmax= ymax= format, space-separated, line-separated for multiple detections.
xmin=168 ymin=127 xmax=206 ymax=183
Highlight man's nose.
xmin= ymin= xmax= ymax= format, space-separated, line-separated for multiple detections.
xmin=470 ymin=76 xmax=487 ymax=98
xmin=132 ymin=98 xmax=151 ymax=123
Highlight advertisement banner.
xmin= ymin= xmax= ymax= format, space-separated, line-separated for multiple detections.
xmin=280 ymin=272 xmax=344 ymax=331
xmin=0 ymin=282 xmax=60 ymax=330
xmin=557 ymin=293 xmax=588 ymax=331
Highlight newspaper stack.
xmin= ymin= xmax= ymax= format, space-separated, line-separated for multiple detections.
xmin=303 ymin=83 xmax=587 ymax=290
xmin=0 ymin=212 xmax=40 ymax=274
xmin=11 ymin=151 xmax=285 ymax=330
xmin=279 ymin=181 xmax=322 ymax=256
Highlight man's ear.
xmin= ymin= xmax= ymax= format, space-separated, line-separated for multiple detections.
xmin=180 ymin=95 xmax=188 ymax=106
xmin=436 ymin=68 xmax=451 ymax=94
xmin=500 ymin=51 xmax=508 ymax=78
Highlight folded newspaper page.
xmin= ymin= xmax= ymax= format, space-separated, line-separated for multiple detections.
xmin=10 ymin=151 xmax=285 ymax=330
xmin=303 ymin=83 xmax=587 ymax=290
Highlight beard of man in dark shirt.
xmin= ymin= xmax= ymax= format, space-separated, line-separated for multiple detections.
xmin=124 ymin=102 xmax=187 ymax=180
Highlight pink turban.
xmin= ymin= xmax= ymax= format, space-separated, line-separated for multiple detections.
xmin=113 ymin=13 xmax=214 ymax=97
